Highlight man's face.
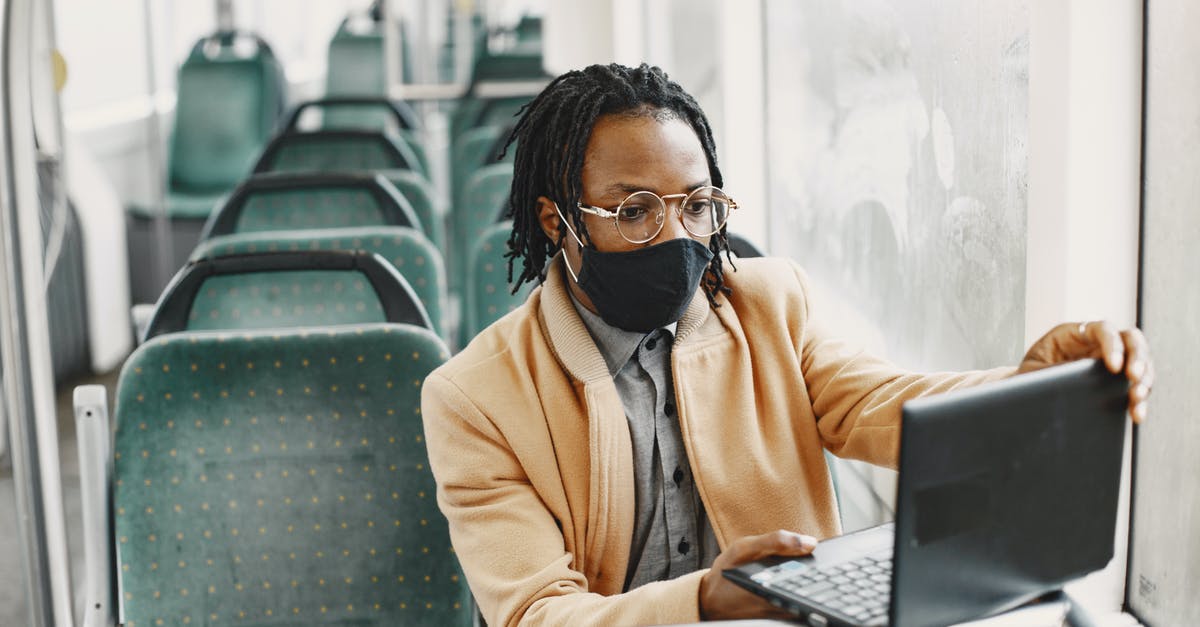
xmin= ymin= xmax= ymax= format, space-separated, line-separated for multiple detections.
xmin=537 ymin=112 xmax=713 ymax=314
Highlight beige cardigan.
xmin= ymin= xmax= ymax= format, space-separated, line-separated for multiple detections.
xmin=421 ymin=257 xmax=1011 ymax=626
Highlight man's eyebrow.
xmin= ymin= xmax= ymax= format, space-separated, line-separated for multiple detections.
xmin=600 ymin=180 xmax=713 ymax=198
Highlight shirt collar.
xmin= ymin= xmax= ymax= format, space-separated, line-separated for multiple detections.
xmin=568 ymin=289 xmax=676 ymax=377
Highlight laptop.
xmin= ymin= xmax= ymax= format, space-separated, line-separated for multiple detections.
xmin=724 ymin=359 xmax=1129 ymax=627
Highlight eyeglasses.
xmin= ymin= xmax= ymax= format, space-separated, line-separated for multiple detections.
xmin=576 ymin=186 xmax=738 ymax=244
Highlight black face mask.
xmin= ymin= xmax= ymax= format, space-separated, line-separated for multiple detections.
xmin=568 ymin=238 xmax=714 ymax=333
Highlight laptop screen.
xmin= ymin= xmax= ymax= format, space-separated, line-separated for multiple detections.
xmin=892 ymin=359 xmax=1128 ymax=626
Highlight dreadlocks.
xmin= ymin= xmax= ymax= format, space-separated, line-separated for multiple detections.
xmin=500 ymin=63 xmax=733 ymax=306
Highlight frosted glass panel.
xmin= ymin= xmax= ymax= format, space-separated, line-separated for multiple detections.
xmin=764 ymin=0 xmax=1028 ymax=372
xmin=764 ymin=0 xmax=1029 ymax=530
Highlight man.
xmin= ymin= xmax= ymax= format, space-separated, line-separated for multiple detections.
xmin=421 ymin=63 xmax=1152 ymax=626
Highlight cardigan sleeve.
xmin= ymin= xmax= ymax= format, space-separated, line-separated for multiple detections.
xmin=790 ymin=262 xmax=1015 ymax=468
xmin=421 ymin=371 xmax=707 ymax=627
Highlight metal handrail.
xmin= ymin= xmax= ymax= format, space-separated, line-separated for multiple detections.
xmin=0 ymin=0 xmax=76 ymax=624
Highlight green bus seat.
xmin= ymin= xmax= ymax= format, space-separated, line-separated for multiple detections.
xmin=451 ymin=125 xmax=514 ymax=210
xmin=326 ymin=15 xmax=413 ymax=96
xmin=464 ymin=220 xmax=531 ymax=340
xmin=378 ymin=168 xmax=444 ymax=251
xmin=251 ymin=135 xmax=440 ymax=247
xmin=727 ymin=232 xmax=768 ymax=258
xmin=144 ymin=250 xmax=432 ymax=339
xmin=193 ymin=227 xmax=448 ymax=339
xmin=452 ymin=163 xmax=513 ymax=292
xmin=202 ymin=172 xmax=423 ymax=239
xmin=127 ymin=31 xmax=286 ymax=303
xmin=108 ymin=323 xmax=470 ymax=626
xmin=283 ymin=97 xmax=430 ymax=176
xmin=167 ymin=31 xmax=286 ymax=209
xmin=254 ymin=129 xmax=426 ymax=180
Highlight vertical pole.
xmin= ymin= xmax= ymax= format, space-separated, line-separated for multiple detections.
xmin=0 ymin=0 xmax=74 ymax=625
xmin=215 ymin=0 xmax=235 ymax=33
xmin=382 ymin=0 xmax=404 ymax=99
xmin=453 ymin=0 xmax=473 ymax=84
xmin=141 ymin=0 xmax=172 ymax=296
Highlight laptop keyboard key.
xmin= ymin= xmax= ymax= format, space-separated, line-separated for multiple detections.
xmin=840 ymin=605 xmax=866 ymax=617
xmin=810 ymin=588 xmax=841 ymax=604
xmin=794 ymin=580 xmax=836 ymax=597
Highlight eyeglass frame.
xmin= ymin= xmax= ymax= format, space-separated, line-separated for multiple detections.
xmin=574 ymin=185 xmax=739 ymax=244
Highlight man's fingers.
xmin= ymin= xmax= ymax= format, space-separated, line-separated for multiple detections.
xmin=1121 ymin=329 xmax=1154 ymax=390
xmin=724 ymin=530 xmax=817 ymax=566
xmin=1118 ymin=328 xmax=1153 ymax=424
xmin=1083 ymin=321 xmax=1124 ymax=372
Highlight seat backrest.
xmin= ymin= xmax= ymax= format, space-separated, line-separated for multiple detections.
xmin=325 ymin=16 xmax=413 ymax=95
xmin=202 ymin=172 xmax=423 ymax=238
xmin=465 ymin=220 xmax=531 ymax=339
xmin=467 ymin=49 xmax=548 ymax=92
xmin=282 ymin=98 xmax=430 ymax=176
xmin=513 ymin=15 xmax=543 ymax=45
xmin=726 ymin=232 xmax=767 ymax=258
xmin=144 ymin=250 xmax=432 ymax=339
xmin=451 ymin=163 xmax=513 ymax=293
xmin=284 ymin=97 xmax=420 ymax=133
xmin=379 ymin=168 xmax=444 ymax=250
xmin=448 ymin=99 xmax=486 ymax=146
xmin=460 ymin=163 xmax=513 ymax=224
xmin=170 ymin=32 xmax=286 ymax=193
xmin=451 ymin=125 xmax=516 ymax=216
xmin=452 ymin=125 xmax=505 ymax=192
xmin=254 ymin=129 xmax=425 ymax=180
xmin=193 ymin=227 xmax=448 ymax=338
xmin=474 ymin=97 xmax=528 ymax=129
xmin=112 ymin=323 xmax=472 ymax=627
xmin=326 ymin=24 xmax=385 ymax=96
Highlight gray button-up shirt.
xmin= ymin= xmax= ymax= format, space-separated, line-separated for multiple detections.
xmin=571 ymin=296 xmax=722 ymax=592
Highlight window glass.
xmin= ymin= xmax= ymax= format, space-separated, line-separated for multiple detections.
xmin=765 ymin=0 xmax=1028 ymax=372
xmin=54 ymin=0 xmax=365 ymax=117
xmin=764 ymin=0 xmax=1030 ymax=528
xmin=54 ymin=0 xmax=160 ymax=114
xmin=665 ymin=0 xmax=723 ymax=155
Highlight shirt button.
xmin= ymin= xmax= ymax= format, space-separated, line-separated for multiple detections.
xmin=664 ymin=401 xmax=675 ymax=416
xmin=645 ymin=337 xmax=657 ymax=351
xmin=678 ymin=538 xmax=690 ymax=555
xmin=673 ymin=466 xmax=684 ymax=486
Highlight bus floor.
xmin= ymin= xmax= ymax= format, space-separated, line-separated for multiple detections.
xmin=0 ymin=367 xmax=119 ymax=626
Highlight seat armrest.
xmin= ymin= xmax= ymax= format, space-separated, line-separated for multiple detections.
xmin=74 ymin=385 xmax=115 ymax=627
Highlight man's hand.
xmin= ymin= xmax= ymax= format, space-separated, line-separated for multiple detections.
xmin=1018 ymin=321 xmax=1154 ymax=423
xmin=699 ymin=530 xmax=818 ymax=621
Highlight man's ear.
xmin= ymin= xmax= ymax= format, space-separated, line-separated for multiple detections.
xmin=536 ymin=196 xmax=563 ymax=246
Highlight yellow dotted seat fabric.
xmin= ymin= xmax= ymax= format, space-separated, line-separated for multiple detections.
xmin=192 ymin=227 xmax=448 ymax=338
xmin=464 ymin=220 xmax=532 ymax=339
xmin=235 ymin=187 xmax=387 ymax=232
xmin=452 ymin=163 xmax=513 ymax=294
xmin=112 ymin=324 xmax=470 ymax=627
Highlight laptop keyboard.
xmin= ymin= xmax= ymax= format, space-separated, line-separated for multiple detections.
xmin=763 ymin=552 xmax=892 ymax=624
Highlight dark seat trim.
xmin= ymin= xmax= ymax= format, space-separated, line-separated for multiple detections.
xmin=252 ymin=128 xmax=424 ymax=177
xmin=143 ymin=249 xmax=432 ymax=340
xmin=282 ymin=96 xmax=420 ymax=131
xmin=200 ymin=171 xmax=422 ymax=239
